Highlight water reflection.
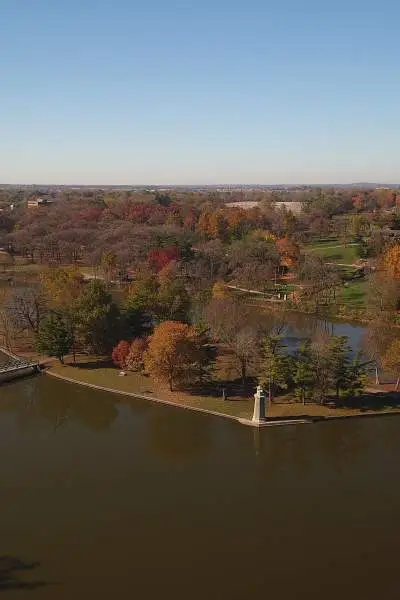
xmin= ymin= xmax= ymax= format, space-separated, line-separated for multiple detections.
xmin=148 ymin=409 xmax=211 ymax=461
xmin=0 ymin=556 xmax=50 ymax=591
xmin=0 ymin=377 xmax=118 ymax=432
xmin=0 ymin=376 xmax=399 ymax=599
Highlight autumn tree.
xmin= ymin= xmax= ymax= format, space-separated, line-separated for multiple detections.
xmin=211 ymin=281 xmax=231 ymax=300
xmin=126 ymin=337 xmax=148 ymax=372
xmin=366 ymin=271 xmax=400 ymax=314
xmin=111 ymin=340 xmax=131 ymax=369
xmin=383 ymin=244 xmax=400 ymax=280
xmin=208 ymin=210 xmax=228 ymax=240
xmin=40 ymin=266 xmax=84 ymax=309
xmin=144 ymin=321 xmax=208 ymax=391
xmin=148 ymin=246 xmax=180 ymax=272
xmin=277 ymin=236 xmax=300 ymax=268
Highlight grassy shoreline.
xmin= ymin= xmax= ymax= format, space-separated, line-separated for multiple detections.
xmin=47 ymin=358 xmax=400 ymax=423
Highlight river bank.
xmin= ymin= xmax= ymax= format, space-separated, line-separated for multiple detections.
xmin=47 ymin=358 xmax=400 ymax=425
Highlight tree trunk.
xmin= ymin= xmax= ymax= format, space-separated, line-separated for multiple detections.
xmin=375 ymin=365 xmax=380 ymax=385
xmin=395 ymin=376 xmax=400 ymax=392
xmin=241 ymin=362 xmax=246 ymax=387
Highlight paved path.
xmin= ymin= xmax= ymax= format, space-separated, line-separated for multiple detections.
xmin=310 ymin=242 xmax=359 ymax=250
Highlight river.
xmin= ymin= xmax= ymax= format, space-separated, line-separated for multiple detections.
xmin=0 ymin=374 xmax=399 ymax=599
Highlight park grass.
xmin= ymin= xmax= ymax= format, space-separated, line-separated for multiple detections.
xmin=48 ymin=357 xmax=400 ymax=422
xmin=49 ymin=357 xmax=254 ymax=420
xmin=338 ymin=279 xmax=368 ymax=309
xmin=307 ymin=242 xmax=360 ymax=265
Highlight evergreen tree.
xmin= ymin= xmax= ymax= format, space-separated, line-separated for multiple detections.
xmin=327 ymin=336 xmax=353 ymax=399
xmin=262 ymin=335 xmax=291 ymax=401
xmin=74 ymin=280 xmax=120 ymax=354
xmin=36 ymin=313 xmax=73 ymax=364
xmin=344 ymin=356 xmax=367 ymax=399
xmin=293 ymin=339 xmax=316 ymax=404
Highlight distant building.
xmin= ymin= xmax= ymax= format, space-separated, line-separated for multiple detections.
xmin=225 ymin=200 xmax=303 ymax=214
xmin=27 ymin=197 xmax=54 ymax=208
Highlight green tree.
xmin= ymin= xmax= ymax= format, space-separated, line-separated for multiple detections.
xmin=261 ymin=335 xmax=291 ymax=401
xmin=293 ymin=339 xmax=316 ymax=404
xmin=35 ymin=313 xmax=73 ymax=364
xmin=327 ymin=336 xmax=352 ymax=399
xmin=123 ymin=275 xmax=159 ymax=332
xmin=74 ymin=280 xmax=120 ymax=354
xmin=156 ymin=279 xmax=191 ymax=323
xmin=312 ymin=336 xmax=367 ymax=402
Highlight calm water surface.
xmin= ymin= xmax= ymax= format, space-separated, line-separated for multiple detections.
xmin=0 ymin=375 xmax=399 ymax=599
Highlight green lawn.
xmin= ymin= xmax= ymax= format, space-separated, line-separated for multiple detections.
xmin=50 ymin=358 xmax=254 ymax=420
xmin=338 ymin=279 xmax=368 ymax=308
xmin=305 ymin=240 xmax=361 ymax=265
xmin=48 ymin=358 xmax=400 ymax=421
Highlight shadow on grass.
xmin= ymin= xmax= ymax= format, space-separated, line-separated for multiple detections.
xmin=335 ymin=391 xmax=400 ymax=412
xmin=185 ymin=377 xmax=256 ymax=401
xmin=324 ymin=252 xmax=343 ymax=261
xmin=0 ymin=556 xmax=55 ymax=592
xmin=71 ymin=358 xmax=114 ymax=370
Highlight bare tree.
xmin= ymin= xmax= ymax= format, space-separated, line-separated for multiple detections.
xmin=204 ymin=298 xmax=261 ymax=385
xmin=9 ymin=288 xmax=47 ymax=334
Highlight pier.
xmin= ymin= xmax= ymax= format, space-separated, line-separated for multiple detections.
xmin=0 ymin=348 xmax=40 ymax=384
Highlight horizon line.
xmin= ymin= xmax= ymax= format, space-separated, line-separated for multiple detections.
xmin=1 ymin=181 xmax=399 ymax=188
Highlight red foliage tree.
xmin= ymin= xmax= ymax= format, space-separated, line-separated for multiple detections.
xmin=147 ymin=246 xmax=180 ymax=272
xmin=112 ymin=340 xmax=131 ymax=369
xmin=277 ymin=236 xmax=300 ymax=267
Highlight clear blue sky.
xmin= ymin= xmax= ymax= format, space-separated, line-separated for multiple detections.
xmin=1 ymin=0 xmax=399 ymax=185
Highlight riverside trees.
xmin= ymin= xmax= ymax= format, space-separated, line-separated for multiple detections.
xmin=261 ymin=334 xmax=366 ymax=404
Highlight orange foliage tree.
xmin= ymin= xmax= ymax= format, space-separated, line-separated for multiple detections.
xmin=144 ymin=321 xmax=206 ymax=391
xmin=383 ymin=244 xmax=400 ymax=280
xmin=211 ymin=281 xmax=231 ymax=300
xmin=126 ymin=337 xmax=148 ymax=372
